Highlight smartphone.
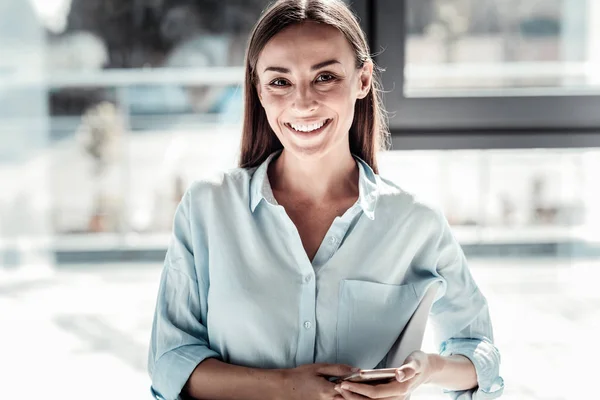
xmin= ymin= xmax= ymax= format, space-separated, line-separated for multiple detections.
xmin=329 ymin=368 xmax=397 ymax=384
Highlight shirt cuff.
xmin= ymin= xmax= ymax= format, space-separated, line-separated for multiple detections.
xmin=150 ymin=344 xmax=221 ymax=400
xmin=440 ymin=338 xmax=505 ymax=399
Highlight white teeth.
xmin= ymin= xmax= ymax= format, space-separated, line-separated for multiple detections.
xmin=289 ymin=119 xmax=328 ymax=132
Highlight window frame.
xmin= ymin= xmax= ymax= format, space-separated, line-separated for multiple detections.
xmin=369 ymin=0 xmax=600 ymax=150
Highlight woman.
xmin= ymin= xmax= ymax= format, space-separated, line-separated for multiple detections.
xmin=147 ymin=1 xmax=504 ymax=399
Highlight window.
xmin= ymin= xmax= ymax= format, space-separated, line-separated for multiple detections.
xmin=405 ymin=0 xmax=600 ymax=95
xmin=374 ymin=0 xmax=600 ymax=146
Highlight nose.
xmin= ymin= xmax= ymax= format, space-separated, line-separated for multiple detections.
xmin=292 ymin=85 xmax=318 ymax=113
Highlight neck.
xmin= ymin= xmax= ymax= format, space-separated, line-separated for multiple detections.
xmin=269 ymin=149 xmax=359 ymax=204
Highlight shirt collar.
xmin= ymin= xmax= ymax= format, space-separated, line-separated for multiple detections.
xmin=249 ymin=151 xmax=379 ymax=220
xmin=355 ymin=156 xmax=379 ymax=220
xmin=249 ymin=151 xmax=281 ymax=212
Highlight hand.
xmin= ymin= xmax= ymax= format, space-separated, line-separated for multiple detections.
xmin=333 ymin=351 xmax=437 ymax=400
xmin=278 ymin=363 xmax=358 ymax=400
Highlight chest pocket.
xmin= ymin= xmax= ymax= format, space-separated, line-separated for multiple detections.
xmin=336 ymin=280 xmax=421 ymax=369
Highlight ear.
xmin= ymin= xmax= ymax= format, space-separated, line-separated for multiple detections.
xmin=356 ymin=60 xmax=373 ymax=99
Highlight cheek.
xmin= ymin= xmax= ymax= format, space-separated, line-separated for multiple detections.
xmin=260 ymin=93 xmax=289 ymax=118
xmin=324 ymin=85 xmax=356 ymax=110
xmin=326 ymin=92 xmax=357 ymax=128
xmin=259 ymin=94 xmax=289 ymax=134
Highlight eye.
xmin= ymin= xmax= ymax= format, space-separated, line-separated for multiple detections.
xmin=269 ymin=78 xmax=290 ymax=87
xmin=316 ymin=73 xmax=336 ymax=83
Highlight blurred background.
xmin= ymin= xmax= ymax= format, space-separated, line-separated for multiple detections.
xmin=1 ymin=0 xmax=599 ymax=398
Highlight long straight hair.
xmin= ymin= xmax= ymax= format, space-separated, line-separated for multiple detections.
xmin=238 ymin=0 xmax=389 ymax=173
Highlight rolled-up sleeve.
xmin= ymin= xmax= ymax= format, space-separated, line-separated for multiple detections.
xmin=147 ymin=190 xmax=221 ymax=400
xmin=429 ymin=210 xmax=504 ymax=399
xmin=438 ymin=312 xmax=505 ymax=399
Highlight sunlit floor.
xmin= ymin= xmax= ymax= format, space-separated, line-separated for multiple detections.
xmin=1 ymin=258 xmax=598 ymax=399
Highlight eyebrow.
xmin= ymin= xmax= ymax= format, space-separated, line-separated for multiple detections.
xmin=263 ymin=59 xmax=341 ymax=73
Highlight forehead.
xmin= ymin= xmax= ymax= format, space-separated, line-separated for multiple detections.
xmin=257 ymin=22 xmax=355 ymax=70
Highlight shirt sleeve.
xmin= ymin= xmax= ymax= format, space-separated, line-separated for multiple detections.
xmin=147 ymin=190 xmax=221 ymax=400
xmin=428 ymin=210 xmax=505 ymax=399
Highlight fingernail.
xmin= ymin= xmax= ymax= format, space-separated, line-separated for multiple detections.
xmin=334 ymin=385 xmax=342 ymax=393
xmin=396 ymin=371 xmax=405 ymax=381
xmin=341 ymin=383 xmax=349 ymax=390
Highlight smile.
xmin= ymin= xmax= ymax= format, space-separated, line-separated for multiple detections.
xmin=285 ymin=119 xmax=332 ymax=134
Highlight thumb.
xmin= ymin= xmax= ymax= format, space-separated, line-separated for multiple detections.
xmin=316 ymin=363 xmax=359 ymax=377
xmin=396 ymin=361 xmax=419 ymax=382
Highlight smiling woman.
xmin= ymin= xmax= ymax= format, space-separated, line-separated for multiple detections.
xmin=147 ymin=1 xmax=504 ymax=400
xmin=239 ymin=2 xmax=388 ymax=172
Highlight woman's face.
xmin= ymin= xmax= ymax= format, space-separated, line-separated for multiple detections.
xmin=255 ymin=22 xmax=372 ymax=160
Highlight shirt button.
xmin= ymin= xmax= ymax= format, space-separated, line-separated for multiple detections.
xmin=329 ymin=236 xmax=337 ymax=244
xmin=304 ymin=275 xmax=313 ymax=283
xmin=304 ymin=321 xmax=312 ymax=329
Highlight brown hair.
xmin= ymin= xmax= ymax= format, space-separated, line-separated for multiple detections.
xmin=238 ymin=0 xmax=389 ymax=173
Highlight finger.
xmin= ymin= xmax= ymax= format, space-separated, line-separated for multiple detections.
xmin=337 ymin=388 xmax=369 ymax=400
xmin=397 ymin=358 xmax=422 ymax=383
xmin=395 ymin=367 xmax=417 ymax=383
xmin=400 ymin=359 xmax=422 ymax=372
xmin=337 ymin=388 xmax=402 ymax=400
xmin=398 ymin=357 xmax=423 ymax=372
xmin=317 ymin=363 xmax=358 ymax=377
xmin=338 ymin=380 xmax=406 ymax=399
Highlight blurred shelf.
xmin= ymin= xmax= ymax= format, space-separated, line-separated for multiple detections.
xmin=452 ymin=225 xmax=596 ymax=245
xmin=1 ymin=226 xmax=597 ymax=252
xmin=1 ymin=67 xmax=245 ymax=89
xmin=404 ymin=61 xmax=600 ymax=97
xmin=0 ymin=233 xmax=166 ymax=252
xmin=48 ymin=114 xmax=239 ymax=136
xmin=53 ymin=232 xmax=172 ymax=251
xmin=405 ymin=86 xmax=600 ymax=98
xmin=405 ymin=61 xmax=595 ymax=80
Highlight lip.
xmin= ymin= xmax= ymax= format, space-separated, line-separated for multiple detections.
xmin=285 ymin=118 xmax=332 ymax=136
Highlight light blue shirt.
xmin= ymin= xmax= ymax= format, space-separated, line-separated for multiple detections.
xmin=147 ymin=151 xmax=504 ymax=400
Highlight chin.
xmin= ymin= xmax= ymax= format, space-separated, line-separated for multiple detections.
xmin=286 ymin=143 xmax=329 ymax=159
xmin=283 ymin=136 xmax=348 ymax=161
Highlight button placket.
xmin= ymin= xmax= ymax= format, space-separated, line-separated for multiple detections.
xmin=295 ymin=262 xmax=317 ymax=365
